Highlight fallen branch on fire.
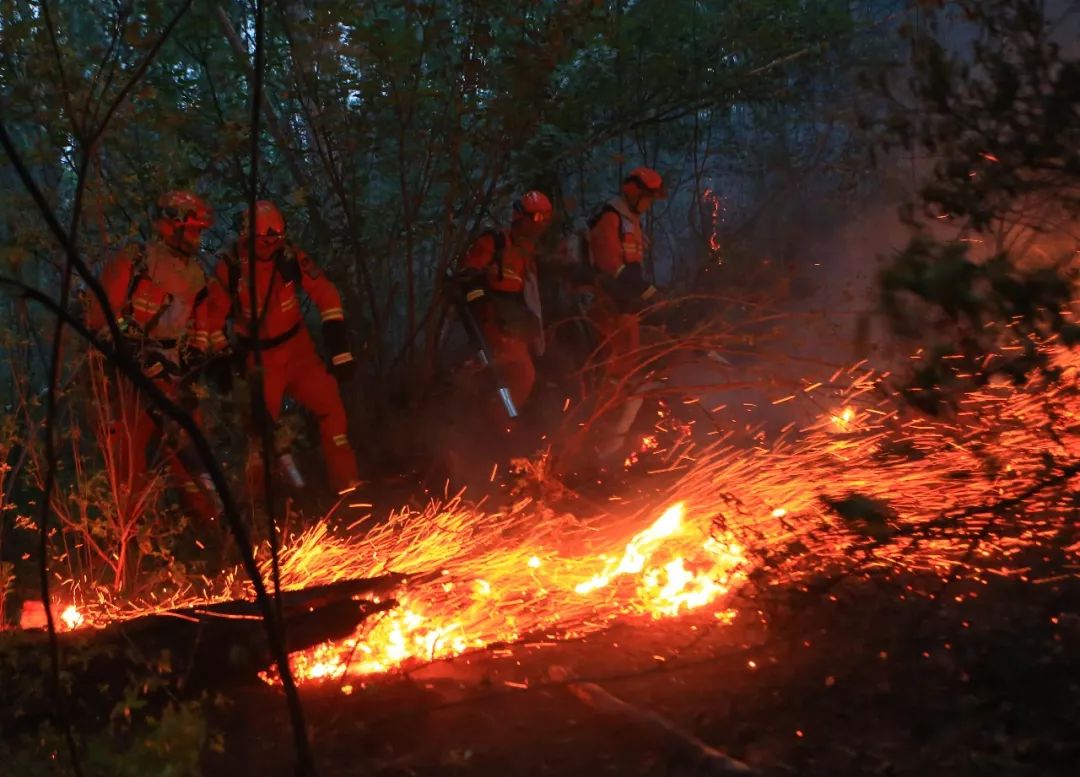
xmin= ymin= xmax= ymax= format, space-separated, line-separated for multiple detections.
xmin=0 ymin=108 xmax=314 ymax=772
xmin=549 ymin=665 xmax=755 ymax=776
xmin=1 ymin=574 xmax=402 ymax=735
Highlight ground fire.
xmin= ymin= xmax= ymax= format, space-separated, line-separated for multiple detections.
xmin=53 ymin=338 xmax=1080 ymax=691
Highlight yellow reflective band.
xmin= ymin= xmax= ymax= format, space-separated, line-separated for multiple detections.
xmin=613 ymin=264 xmax=626 ymax=278
xmin=210 ymin=332 xmax=227 ymax=346
xmin=320 ymin=308 xmax=344 ymax=321
xmin=465 ymin=289 xmax=485 ymax=302
xmin=332 ymin=434 xmax=348 ymax=446
xmin=641 ymin=285 xmax=658 ymax=300
xmin=332 ymin=352 xmax=353 ymax=366
xmin=145 ymin=363 xmax=163 ymax=378
xmin=280 ymin=298 xmax=297 ymax=311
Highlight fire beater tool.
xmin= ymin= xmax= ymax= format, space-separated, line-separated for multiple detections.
xmin=445 ymin=271 xmax=518 ymax=419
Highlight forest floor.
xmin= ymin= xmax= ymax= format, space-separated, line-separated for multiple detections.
xmin=206 ymin=566 xmax=1080 ymax=777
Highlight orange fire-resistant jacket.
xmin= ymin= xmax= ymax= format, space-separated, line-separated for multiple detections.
xmin=87 ymin=240 xmax=213 ymax=373
xmin=588 ymin=196 xmax=648 ymax=278
xmin=460 ymin=229 xmax=538 ymax=299
xmin=205 ymin=241 xmax=345 ymax=350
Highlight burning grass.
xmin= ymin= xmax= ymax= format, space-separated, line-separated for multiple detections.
xmin=59 ymin=341 xmax=1080 ymax=688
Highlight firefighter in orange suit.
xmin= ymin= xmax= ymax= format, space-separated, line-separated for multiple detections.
xmin=205 ymin=200 xmax=360 ymax=495
xmin=458 ymin=190 xmax=553 ymax=411
xmin=86 ymin=190 xmax=220 ymax=519
xmin=586 ymin=167 xmax=666 ymax=457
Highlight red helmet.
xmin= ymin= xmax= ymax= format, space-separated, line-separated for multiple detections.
xmin=153 ymin=191 xmax=213 ymax=253
xmin=512 ymin=190 xmax=553 ymax=223
xmin=624 ymin=167 xmax=667 ymax=198
xmin=240 ymin=200 xmax=287 ymax=259
xmin=240 ymin=200 xmax=286 ymax=238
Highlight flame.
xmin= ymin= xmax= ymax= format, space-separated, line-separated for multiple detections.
xmin=263 ymin=500 xmax=746 ymax=684
xmin=576 ymin=503 xmax=688 ymax=594
xmin=702 ymin=187 xmax=724 ymax=259
xmin=830 ymin=406 xmax=855 ymax=431
xmin=60 ymin=605 xmax=84 ymax=630
xmin=63 ymin=342 xmax=1080 ymax=692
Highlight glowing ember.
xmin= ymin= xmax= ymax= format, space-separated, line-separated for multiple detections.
xmin=60 ymin=605 xmax=84 ymax=631
xmin=262 ymin=500 xmax=746 ymax=684
xmin=702 ymin=187 xmax=724 ymax=258
xmin=65 ymin=341 xmax=1080 ymax=691
xmin=830 ymin=406 xmax=856 ymax=431
xmin=576 ymin=503 xmax=695 ymax=595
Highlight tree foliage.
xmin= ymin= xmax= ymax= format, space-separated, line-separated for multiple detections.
xmin=875 ymin=0 xmax=1079 ymax=413
xmin=1 ymin=1 xmax=867 ymax=384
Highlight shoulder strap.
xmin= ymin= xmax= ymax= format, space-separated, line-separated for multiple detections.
xmin=491 ymin=231 xmax=506 ymax=280
xmin=585 ymin=204 xmax=617 ymax=231
xmin=276 ymin=245 xmax=303 ymax=285
xmin=119 ymin=243 xmax=149 ymax=319
xmin=582 ymin=205 xmax=623 ymax=269
xmin=222 ymin=246 xmax=241 ymax=298
xmin=473 ymin=228 xmax=506 ymax=280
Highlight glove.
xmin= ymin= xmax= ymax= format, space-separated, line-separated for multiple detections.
xmin=322 ymin=319 xmax=356 ymax=383
xmin=331 ymin=353 xmax=357 ymax=383
xmin=139 ymin=348 xmax=180 ymax=380
xmin=180 ymin=345 xmax=208 ymax=375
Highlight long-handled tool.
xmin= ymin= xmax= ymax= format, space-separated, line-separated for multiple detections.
xmin=445 ymin=272 xmax=518 ymax=419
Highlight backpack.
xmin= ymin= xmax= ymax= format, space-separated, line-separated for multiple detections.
xmin=562 ymin=204 xmax=619 ymax=285
xmin=477 ymin=228 xmax=507 ymax=280
xmin=118 ymin=243 xmax=180 ymax=337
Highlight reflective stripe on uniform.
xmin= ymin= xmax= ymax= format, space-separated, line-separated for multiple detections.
xmin=496 ymin=268 xmax=523 ymax=283
xmin=320 ymin=307 xmax=344 ymax=321
xmin=641 ymin=285 xmax=658 ymax=300
xmin=332 ymin=352 xmax=353 ymax=366
xmin=332 ymin=434 xmax=348 ymax=446
xmin=465 ymin=289 xmax=485 ymax=302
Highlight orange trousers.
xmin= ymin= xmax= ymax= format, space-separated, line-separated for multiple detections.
xmin=249 ymin=330 xmax=359 ymax=493
xmin=587 ymin=301 xmax=642 ymax=384
xmin=482 ymin=320 xmax=535 ymax=410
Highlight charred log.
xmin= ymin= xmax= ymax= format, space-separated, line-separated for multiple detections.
xmin=1 ymin=576 xmax=401 ymax=736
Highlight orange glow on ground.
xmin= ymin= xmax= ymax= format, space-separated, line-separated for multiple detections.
xmin=61 ymin=343 xmax=1080 ymax=690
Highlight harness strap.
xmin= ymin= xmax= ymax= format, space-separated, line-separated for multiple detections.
xmin=120 ymin=244 xmax=177 ymax=337
xmin=236 ymin=321 xmax=301 ymax=352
